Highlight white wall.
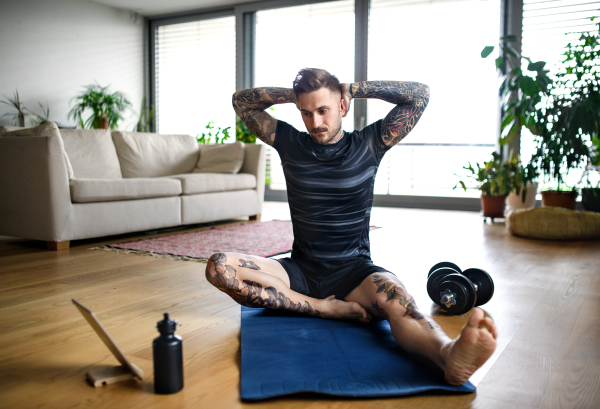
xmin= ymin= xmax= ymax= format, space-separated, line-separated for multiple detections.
xmin=0 ymin=0 xmax=144 ymax=131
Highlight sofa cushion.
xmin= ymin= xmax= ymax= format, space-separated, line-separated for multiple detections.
xmin=194 ymin=141 xmax=245 ymax=174
xmin=111 ymin=131 xmax=199 ymax=178
xmin=70 ymin=178 xmax=182 ymax=203
xmin=60 ymin=129 xmax=123 ymax=179
xmin=3 ymin=122 xmax=75 ymax=180
xmin=170 ymin=173 xmax=256 ymax=195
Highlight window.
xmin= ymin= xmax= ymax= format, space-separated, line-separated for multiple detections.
xmin=255 ymin=1 xmax=355 ymax=190
xmin=369 ymin=0 xmax=501 ymax=197
xmin=155 ymin=16 xmax=236 ymax=137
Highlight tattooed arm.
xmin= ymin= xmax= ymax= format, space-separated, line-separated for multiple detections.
xmin=342 ymin=81 xmax=430 ymax=147
xmin=232 ymin=88 xmax=298 ymax=146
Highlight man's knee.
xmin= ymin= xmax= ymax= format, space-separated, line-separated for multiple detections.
xmin=205 ymin=252 xmax=236 ymax=289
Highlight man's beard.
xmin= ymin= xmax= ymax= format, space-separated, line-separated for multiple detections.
xmin=310 ymin=118 xmax=343 ymax=145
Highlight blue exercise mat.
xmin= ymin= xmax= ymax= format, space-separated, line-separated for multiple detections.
xmin=240 ymin=306 xmax=475 ymax=400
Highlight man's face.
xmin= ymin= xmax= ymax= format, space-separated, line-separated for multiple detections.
xmin=297 ymin=87 xmax=344 ymax=145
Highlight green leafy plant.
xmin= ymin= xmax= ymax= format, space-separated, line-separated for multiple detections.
xmin=235 ymin=116 xmax=256 ymax=143
xmin=481 ymin=36 xmax=553 ymax=146
xmin=1 ymin=90 xmax=28 ymax=127
xmin=454 ymin=151 xmax=515 ymax=196
xmin=68 ymin=82 xmax=132 ymax=130
xmin=134 ymin=96 xmax=154 ymax=132
xmin=28 ymin=102 xmax=70 ymax=128
xmin=531 ymin=19 xmax=600 ymax=188
xmin=196 ymin=121 xmax=231 ymax=144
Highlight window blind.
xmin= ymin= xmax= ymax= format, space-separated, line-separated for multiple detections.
xmin=155 ymin=16 xmax=236 ymax=137
xmin=522 ymin=0 xmax=600 ymax=73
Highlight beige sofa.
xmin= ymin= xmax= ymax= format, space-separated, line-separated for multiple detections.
xmin=0 ymin=122 xmax=266 ymax=250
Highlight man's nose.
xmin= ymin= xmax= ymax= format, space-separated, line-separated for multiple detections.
xmin=313 ymin=115 xmax=323 ymax=128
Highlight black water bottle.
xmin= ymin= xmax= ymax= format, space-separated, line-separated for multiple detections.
xmin=153 ymin=313 xmax=184 ymax=394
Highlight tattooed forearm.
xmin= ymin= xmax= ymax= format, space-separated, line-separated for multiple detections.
xmin=351 ymin=81 xmax=429 ymax=147
xmin=232 ymin=87 xmax=297 ymax=146
xmin=351 ymin=81 xmax=430 ymax=105
xmin=372 ymin=274 xmax=440 ymax=330
xmin=206 ymin=253 xmax=321 ymax=317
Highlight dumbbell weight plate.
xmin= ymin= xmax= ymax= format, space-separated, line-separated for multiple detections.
xmin=436 ymin=273 xmax=477 ymax=315
xmin=462 ymin=268 xmax=494 ymax=307
xmin=427 ymin=267 xmax=458 ymax=302
xmin=428 ymin=261 xmax=462 ymax=279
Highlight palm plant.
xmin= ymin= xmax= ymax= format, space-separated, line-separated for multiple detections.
xmin=134 ymin=96 xmax=154 ymax=132
xmin=1 ymin=90 xmax=28 ymax=127
xmin=68 ymin=83 xmax=131 ymax=130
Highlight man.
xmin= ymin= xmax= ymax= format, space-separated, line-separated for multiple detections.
xmin=205 ymin=68 xmax=497 ymax=386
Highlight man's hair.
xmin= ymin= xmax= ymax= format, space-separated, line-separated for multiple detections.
xmin=292 ymin=68 xmax=342 ymax=97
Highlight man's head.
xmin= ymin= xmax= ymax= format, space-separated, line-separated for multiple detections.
xmin=293 ymin=68 xmax=348 ymax=145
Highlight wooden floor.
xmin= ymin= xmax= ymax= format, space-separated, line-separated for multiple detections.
xmin=1 ymin=202 xmax=599 ymax=409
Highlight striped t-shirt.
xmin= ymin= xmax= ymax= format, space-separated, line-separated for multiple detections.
xmin=274 ymin=119 xmax=390 ymax=260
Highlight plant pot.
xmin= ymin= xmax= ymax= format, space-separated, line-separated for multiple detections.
xmin=581 ymin=188 xmax=600 ymax=212
xmin=481 ymin=195 xmax=506 ymax=218
xmin=101 ymin=117 xmax=109 ymax=130
xmin=541 ymin=190 xmax=577 ymax=210
xmin=506 ymin=182 xmax=538 ymax=209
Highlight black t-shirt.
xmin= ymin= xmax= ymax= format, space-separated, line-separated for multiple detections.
xmin=274 ymin=119 xmax=390 ymax=260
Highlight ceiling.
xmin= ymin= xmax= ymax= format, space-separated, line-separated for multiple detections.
xmin=89 ymin=0 xmax=259 ymax=17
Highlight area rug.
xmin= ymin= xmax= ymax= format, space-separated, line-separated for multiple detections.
xmin=93 ymin=221 xmax=380 ymax=262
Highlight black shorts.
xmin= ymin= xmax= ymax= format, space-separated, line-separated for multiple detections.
xmin=276 ymin=254 xmax=391 ymax=300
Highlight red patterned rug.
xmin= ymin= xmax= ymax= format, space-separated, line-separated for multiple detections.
xmin=94 ymin=221 xmax=379 ymax=262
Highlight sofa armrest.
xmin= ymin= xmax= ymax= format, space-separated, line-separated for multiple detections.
xmin=239 ymin=144 xmax=267 ymax=208
xmin=0 ymin=134 xmax=73 ymax=241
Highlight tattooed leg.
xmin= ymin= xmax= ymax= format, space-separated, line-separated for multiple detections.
xmin=346 ymin=272 xmax=497 ymax=385
xmin=204 ymin=252 xmax=370 ymax=322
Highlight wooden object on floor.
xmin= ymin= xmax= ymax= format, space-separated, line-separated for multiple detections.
xmin=46 ymin=240 xmax=70 ymax=250
xmin=1 ymin=203 xmax=599 ymax=408
xmin=72 ymin=299 xmax=143 ymax=385
xmin=86 ymin=365 xmax=138 ymax=387
xmin=249 ymin=214 xmax=261 ymax=221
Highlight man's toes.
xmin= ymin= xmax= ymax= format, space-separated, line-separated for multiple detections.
xmin=467 ymin=308 xmax=484 ymax=327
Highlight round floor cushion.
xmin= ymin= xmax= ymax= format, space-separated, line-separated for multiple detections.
xmin=507 ymin=207 xmax=600 ymax=240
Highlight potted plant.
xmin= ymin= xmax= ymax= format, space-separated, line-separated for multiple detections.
xmin=531 ymin=19 xmax=600 ymax=210
xmin=1 ymin=89 xmax=29 ymax=127
xmin=455 ymin=151 xmax=513 ymax=219
xmin=506 ymin=154 xmax=539 ymax=209
xmin=68 ymin=83 xmax=132 ymax=130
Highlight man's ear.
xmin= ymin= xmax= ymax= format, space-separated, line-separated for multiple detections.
xmin=340 ymin=98 xmax=348 ymax=117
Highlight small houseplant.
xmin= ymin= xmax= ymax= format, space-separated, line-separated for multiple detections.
xmin=506 ymin=154 xmax=539 ymax=209
xmin=68 ymin=83 xmax=132 ymax=130
xmin=1 ymin=90 xmax=28 ymax=127
xmin=455 ymin=151 xmax=514 ymax=219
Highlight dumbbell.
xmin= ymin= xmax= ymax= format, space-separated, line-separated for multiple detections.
xmin=426 ymin=262 xmax=494 ymax=315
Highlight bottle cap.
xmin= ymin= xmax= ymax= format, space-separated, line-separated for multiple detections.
xmin=157 ymin=313 xmax=178 ymax=334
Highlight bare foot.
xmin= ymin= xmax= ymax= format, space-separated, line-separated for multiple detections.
xmin=442 ymin=308 xmax=498 ymax=385
xmin=319 ymin=295 xmax=371 ymax=323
